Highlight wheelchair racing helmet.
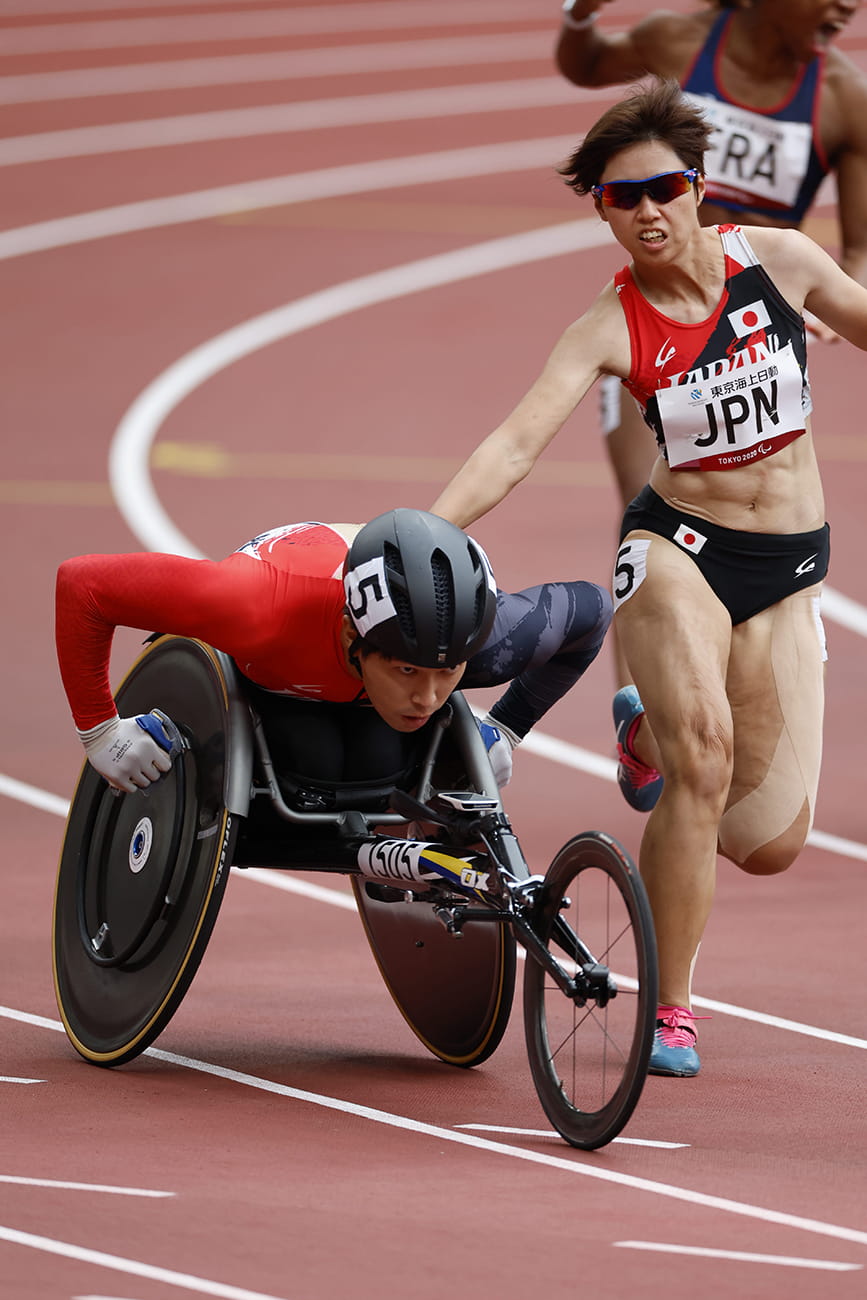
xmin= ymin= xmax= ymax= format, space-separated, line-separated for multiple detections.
xmin=343 ymin=509 xmax=497 ymax=668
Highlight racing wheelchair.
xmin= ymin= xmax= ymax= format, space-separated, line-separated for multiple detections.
xmin=53 ymin=634 xmax=658 ymax=1150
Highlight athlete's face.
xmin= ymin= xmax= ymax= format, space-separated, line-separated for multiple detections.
xmin=360 ymin=652 xmax=466 ymax=732
xmin=595 ymin=142 xmax=705 ymax=262
xmin=752 ymin=0 xmax=861 ymax=60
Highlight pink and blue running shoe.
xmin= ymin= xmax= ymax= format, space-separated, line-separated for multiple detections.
xmin=649 ymin=1005 xmax=702 ymax=1077
xmin=613 ymin=686 xmax=663 ymax=812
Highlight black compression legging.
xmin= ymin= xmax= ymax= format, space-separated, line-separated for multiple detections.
xmin=463 ymin=580 xmax=612 ymax=739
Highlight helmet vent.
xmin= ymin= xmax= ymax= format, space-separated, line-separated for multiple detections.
xmin=431 ymin=551 xmax=454 ymax=641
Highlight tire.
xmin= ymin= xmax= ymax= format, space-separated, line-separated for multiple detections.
xmin=52 ymin=637 xmax=239 ymax=1066
xmin=523 ymin=831 xmax=657 ymax=1149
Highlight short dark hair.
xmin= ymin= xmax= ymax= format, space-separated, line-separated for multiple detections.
xmin=559 ymin=80 xmax=712 ymax=196
xmin=343 ymin=619 xmax=392 ymax=661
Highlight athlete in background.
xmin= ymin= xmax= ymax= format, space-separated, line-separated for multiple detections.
xmin=557 ymin=0 xmax=867 ymax=771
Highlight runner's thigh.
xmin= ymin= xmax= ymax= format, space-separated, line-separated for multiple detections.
xmin=614 ymin=533 xmax=732 ymax=756
xmin=722 ymin=585 xmax=825 ymax=859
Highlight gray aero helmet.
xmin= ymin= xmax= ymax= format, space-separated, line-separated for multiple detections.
xmin=343 ymin=508 xmax=497 ymax=667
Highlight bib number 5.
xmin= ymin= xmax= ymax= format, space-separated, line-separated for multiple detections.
xmin=612 ymin=540 xmax=649 ymax=612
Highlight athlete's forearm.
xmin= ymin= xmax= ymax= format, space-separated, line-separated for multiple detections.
xmin=431 ymin=439 xmax=533 ymax=529
xmin=556 ymin=6 xmax=613 ymax=87
xmin=556 ymin=1 xmax=665 ymax=88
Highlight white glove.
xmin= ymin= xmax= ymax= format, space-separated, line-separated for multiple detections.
xmin=477 ymin=715 xmax=518 ymax=789
xmin=78 ymin=709 xmax=181 ymax=793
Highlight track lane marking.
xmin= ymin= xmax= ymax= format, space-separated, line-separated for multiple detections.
xmin=0 ymin=1175 xmax=172 ymax=1197
xmin=0 ymin=36 xmax=576 ymax=105
xmin=0 ymin=2 xmax=561 ymax=55
xmin=0 ymin=137 xmax=581 ymax=260
xmin=2 ymin=773 xmax=867 ymax=1048
xmin=614 ymin=1241 xmax=862 ymax=1271
xmin=455 ymin=1124 xmax=689 ymax=1149
xmin=2 ymin=1005 xmax=866 ymax=1250
xmin=0 ymin=1225 xmax=291 ymax=1300
xmin=0 ymin=80 xmax=596 ymax=167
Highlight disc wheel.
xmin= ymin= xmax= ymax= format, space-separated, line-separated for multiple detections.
xmin=353 ymin=877 xmax=515 ymax=1067
xmin=523 ymin=831 xmax=657 ymax=1149
xmin=52 ymin=637 xmax=239 ymax=1066
xmin=352 ymin=692 xmax=516 ymax=1067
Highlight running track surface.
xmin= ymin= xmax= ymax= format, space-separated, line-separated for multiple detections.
xmin=2 ymin=3 xmax=866 ymax=1297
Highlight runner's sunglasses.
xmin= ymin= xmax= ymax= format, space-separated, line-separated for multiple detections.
xmin=591 ymin=168 xmax=700 ymax=210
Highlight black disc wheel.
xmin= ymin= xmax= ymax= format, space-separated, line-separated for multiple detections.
xmin=352 ymin=877 xmax=516 ymax=1067
xmin=523 ymin=831 xmax=657 ymax=1149
xmin=52 ymin=637 xmax=239 ymax=1066
xmin=352 ymin=692 xmax=515 ymax=1067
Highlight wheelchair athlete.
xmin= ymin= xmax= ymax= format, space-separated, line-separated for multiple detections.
xmin=56 ymin=509 xmax=612 ymax=795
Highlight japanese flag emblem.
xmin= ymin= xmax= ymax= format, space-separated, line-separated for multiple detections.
xmin=674 ymin=523 xmax=707 ymax=554
xmin=727 ymin=299 xmax=771 ymax=337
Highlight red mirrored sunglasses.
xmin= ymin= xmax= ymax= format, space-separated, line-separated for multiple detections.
xmin=591 ymin=169 xmax=700 ymax=210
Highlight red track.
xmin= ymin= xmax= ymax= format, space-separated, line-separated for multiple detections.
xmin=2 ymin=3 xmax=866 ymax=1297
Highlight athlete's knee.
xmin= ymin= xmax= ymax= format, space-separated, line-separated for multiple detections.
xmin=576 ymin=580 xmax=613 ymax=644
xmin=664 ymin=712 xmax=733 ymax=804
xmin=554 ymin=580 xmax=613 ymax=661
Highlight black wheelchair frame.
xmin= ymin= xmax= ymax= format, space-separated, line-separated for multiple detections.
xmin=53 ymin=635 xmax=658 ymax=1150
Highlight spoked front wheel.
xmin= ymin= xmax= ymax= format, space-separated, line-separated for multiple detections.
xmin=523 ymin=831 xmax=657 ymax=1149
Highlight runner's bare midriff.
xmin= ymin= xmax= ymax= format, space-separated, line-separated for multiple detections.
xmin=648 ymin=424 xmax=825 ymax=534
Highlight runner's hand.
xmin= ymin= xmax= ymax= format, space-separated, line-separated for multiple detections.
xmin=79 ymin=709 xmax=181 ymax=793
xmin=560 ymin=1 xmax=613 ymax=25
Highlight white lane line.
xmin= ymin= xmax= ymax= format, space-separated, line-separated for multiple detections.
xmin=0 ymin=772 xmax=71 ymax=818
xmin=0 ymin=1225 xmax=291 ymax=1300
xmin=108 ymin=216 xmax=606 ymax=558
xmin=614 ymin=1241 xmax=862 ymax=1271
xmin=687 ymin=993 xmax=867 ymax=1050
xmin=0 ymin=1076 xmax=45 ymax=1084
xmin=0 ymin=34 xmax=569 ymax=104
xmin=455 ymin=1124 xmax=689 ymax=1149
xmin=3 ymin=1006 xmax=867 ymax=1249
xmin=821 ymin=586 xmax=867 ymax=638
xmin=0 ymin=136 xmax=579 ymax=261
xmin=3 ymin=0 xmax=327 ymax=10
xmin=0 ymin=2 xmax=554 ymax=55
xmin=235 ymin=867 xmax=357 ymax=910
xmin=0 ymin=1175 xmax=172 ymax=1197
xmin=0 ymin=79 xmax=591 ymax=167
xmin=5 ymin=761 xmax=867 ymax=1048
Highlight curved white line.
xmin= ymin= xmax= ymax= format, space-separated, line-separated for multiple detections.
xmin=0 ymin=136 xmax=579 ymax=261
xmin=0 ymin=34 xmax=567 ymax=105
xmin=0 ymin=80 xmax=584 ymax=167
xmin=110 ymin=217 xmax=609 ymax=556
xmin=1 ymin=3 xmax=550 ymax=55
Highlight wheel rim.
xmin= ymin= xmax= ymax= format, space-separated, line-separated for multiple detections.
xmin=524 ymin=833 xmax=656 ymax=1148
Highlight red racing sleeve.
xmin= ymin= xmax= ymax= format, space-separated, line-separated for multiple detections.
xmin=55 ymin=551 xmax=275 ymax=730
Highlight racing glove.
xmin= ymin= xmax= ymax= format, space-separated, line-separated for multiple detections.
xmin=78 ymin=709 xmax=182 ymax=793
xmin=477 ymin=714 xmax=519 ymax=789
